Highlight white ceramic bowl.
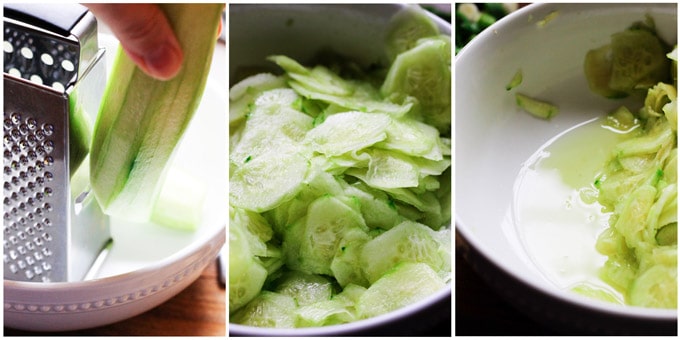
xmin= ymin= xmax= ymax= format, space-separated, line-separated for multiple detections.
xmin=4 ymin=30 xmax=227 ymax=332
xmin=456 ymin=3 xmax=677 ymax=335
xmin=228 ymin=4 xmax=451 ymax=336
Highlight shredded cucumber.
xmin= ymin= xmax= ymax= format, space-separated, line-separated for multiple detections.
xmin=229 ymin=4 xmax=450 ymax=328
xmin=591 ymin=43 xmax=677 ymax=308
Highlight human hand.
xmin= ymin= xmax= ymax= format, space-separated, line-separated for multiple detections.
xmin=84 ymin=3 xmax=183 ymax=80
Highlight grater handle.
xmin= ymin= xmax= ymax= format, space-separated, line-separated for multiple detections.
xmin=4 ymin=3 xmax=89 ymax=37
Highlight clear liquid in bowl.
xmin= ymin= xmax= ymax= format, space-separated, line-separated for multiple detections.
xmin=512 ymin=117 xmax=638 ymax=303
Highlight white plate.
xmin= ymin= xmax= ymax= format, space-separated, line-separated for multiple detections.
xmin=4 ymin=31 xmax=227 ymax=332
xmin=456 ymin=3 xmax=677 ymax=335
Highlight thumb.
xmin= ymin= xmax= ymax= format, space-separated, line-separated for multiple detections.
xmin=85 ymin=3 xmax=183 ymax=80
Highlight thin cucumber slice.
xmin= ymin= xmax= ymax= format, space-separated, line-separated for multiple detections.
xmin=384 ymin=5 xmax=440 ymax=63
xmin=515 ymin=92 xmax=559 ymax=119
xmin=230 ymin=291 xmax=297 ymax=328
xmin=330 ymin=227 xmax=372 ymax=287
xmin=505 ymin=68 xmax=523 ymax=91
xmin=295 ymin=299 xmax=355 ymax=327
xmin=230 ymin=149 xmax=310 ymax=212
xmin=304 ymin=111 xmax=391 ymax=156
xmin=229 ymin=223 xmax=269 ymax=313
xmin=356 ymin=262 xmax=446 ymax=319
xmin=381 ymin=37 xmax=451 ymax=134
xmin=296 ymin=195 xmax=368 ymax=275
xmin=273 ymin=271 xmax=335 ymax=306
xmin=609 ymin=29 xmax=670 ymax=92
xmin=360 ymin=221 xmax=448 ymax=284
xmin=229 ymin=73 xmax=287 ymax=127
xmin=628 ymin=264 xmax=677 ymax=308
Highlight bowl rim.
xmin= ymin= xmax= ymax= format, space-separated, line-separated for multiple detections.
xmin=455 ymin=1 xmax=677 ymax=323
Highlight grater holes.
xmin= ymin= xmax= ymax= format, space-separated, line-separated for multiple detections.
xmin=3 ymin=110 xmax=60 ymax=282
xmin=3 ymin=40 xmax=13 ymax=54
xmin=4 ymin=25 xmax=79 ymax=92
xmin=19 ymin=47 xmax=33 ymax=60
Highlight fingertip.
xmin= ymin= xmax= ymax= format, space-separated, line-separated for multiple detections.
xmin=144 ymin=41 xmax=184 ymax=80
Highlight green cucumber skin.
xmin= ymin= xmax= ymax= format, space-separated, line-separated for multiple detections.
xmin=90 ymin=4 xmax=222 ymax=221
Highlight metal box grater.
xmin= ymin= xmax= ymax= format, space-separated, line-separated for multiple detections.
xmin=3 ymin=3 xmax=111 ymax=282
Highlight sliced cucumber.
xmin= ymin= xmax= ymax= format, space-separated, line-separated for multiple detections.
xmin=229 ymin=223 xmax=268 ymax=313
xmin=230 ymin=291 xmax=297 ymax=328
xmin=230 ymin=149 xmax=310 ymax=212
xmin=90 ymin=4 xmax=223 ymax=221
xmin=295 ymin=299 xmax=355 ymax=327
xmin=229 ymin=73 xmax=287 ymax=128
xmin=384 ymin=5 xmax=440 ymax=63
xmin=629 ymin=264 xmax=677 ymax=308
xmin=296 ymin=195 xmax=368 ymax=275
xmin=303 ymin=111 xmax=391 ymax=156
xmin=356 ymin=262 xmax=446 ymax=319
xmin=273 ymin=271 xmax=335 ymax=306
xmin=609 ymin=29 xmax=670 ymax=93
xmin=381 ymin=37 xmax=451 ymax=134
xmin=360 ymin=221 xmax=448 ymax=284
xmin=375 ymin=118 xmax=442 ymax=160
xmin=515 ymin=93 xmax=559 ymax=119
xmin=505 ymin=68 xmax=523 ymax=91
xmin=330 ymin=227 xmax=372 ymax=287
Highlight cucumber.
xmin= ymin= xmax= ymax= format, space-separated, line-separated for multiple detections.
xmin=384 ymin=5 xmax=440 ymax=63
xmin=609 ymin=29 xmax=670 ymax=93
xmin=381 ymin=36 xmax=451 ymax=134
xmin=584 ymin=44 xmax=630 ymax=99
xmin=150 ymin=166 xmax=207 ymax=230
xmin=343 ymin=182 xmax=405 ymax=230
xmin=571 ymin=282 xmax=623 ymax=304
xmin=229 ymin=73 xmax=287 ymax=128
xmin=505 ymin=68 xmax=523 ymax=91
xmin=230 ymin=291 xmax=297 ymax=328
xmin=90 ymin=4 xmax=223 ymax=222
xmin=375 ymin=118 xmax=442 ymax=160
xmin=68 ymin=91 xmax=93 ymax=176
xmin=356 ymin=262 xmax=446 ymax=319
xmin=629 ymin=264 xmax=677 ymax=308
xmin=296 ymin=195 xmax=368 ymax=275
xmin=303 ymin=111 xmax=391 ymax=156
xmin=360 ymin=221 xmax=448 ymax=284
xmin=230 ymin=89 xmax=313 ymax=167
xmin=295 ymin=300 xmax=355 ymax=327
xmin=273 ymin=271 xmax=335 ymax=306
xmin=229 ymin=223 xmax=268 ymax=313
xmin=515 ymin=93 xmax=558 ymax=119
xmin=330 ymin=227 xmax=371 ymax=287
xmin=347 ymin=150 xmax=420 ymax=189
xmin=230 ymin=149 xmax=310 ymax=213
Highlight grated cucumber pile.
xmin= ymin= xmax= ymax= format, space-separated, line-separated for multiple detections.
xmin=587 ymin=19 xmax=677 ymax=308
xmin=229 ymin=5 xmax=451 ymax=328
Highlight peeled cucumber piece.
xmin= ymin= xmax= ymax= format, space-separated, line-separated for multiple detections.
xmin=90 ymin=4 xmax=222 ymax=222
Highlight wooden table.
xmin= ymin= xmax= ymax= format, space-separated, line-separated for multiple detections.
xmin=3 ymin=261 xmax=226 ymax=336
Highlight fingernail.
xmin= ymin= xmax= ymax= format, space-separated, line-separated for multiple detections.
xmin=144 ymin=42 xmax=183 ymax=80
